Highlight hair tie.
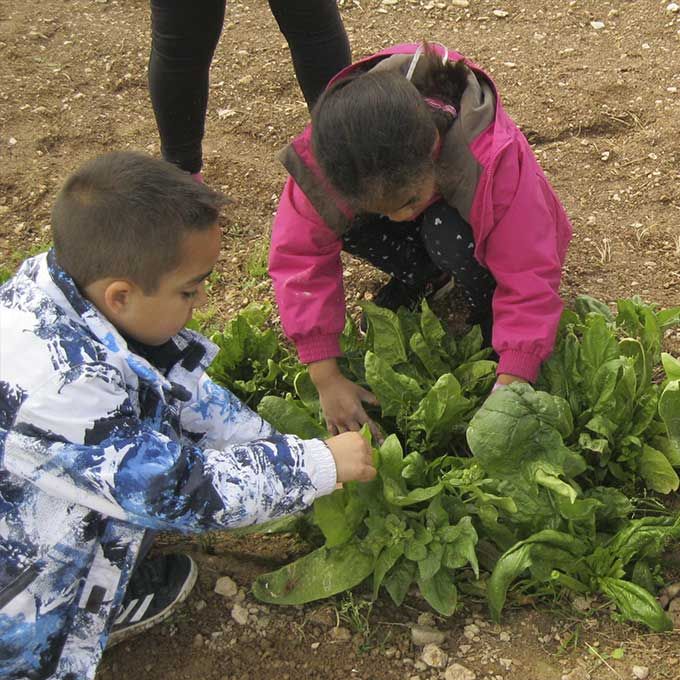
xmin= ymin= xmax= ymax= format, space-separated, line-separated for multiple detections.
xmin=406 ymin=42 xmax=450 ymax=82
xmin=405 ymin=44 xmax=425 ymax=81
xmin=424 ymin=96 xmax=457 ymax=118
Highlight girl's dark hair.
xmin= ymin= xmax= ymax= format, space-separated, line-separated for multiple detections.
xmin=52 ymin=151 xmax=226 ymax=293
xmin=311 ymin=43 xmax=468 ymax=208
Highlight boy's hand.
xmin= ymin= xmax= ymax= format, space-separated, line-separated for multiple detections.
xmin=309 ymin=358 xmax=382 ymax=442
xmin=325 ymin=431 xmax=377 ymax=483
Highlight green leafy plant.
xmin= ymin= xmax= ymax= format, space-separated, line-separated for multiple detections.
xmin=207 ymin=296 xmax=680 ymax=630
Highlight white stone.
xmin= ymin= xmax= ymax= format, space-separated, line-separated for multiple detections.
xmin=444 ymin=662 xmax=476 ymax=680
xmin=590 ymin=20 xmax=605 ymax=29
xmin=411 ymin=624 xmax=446 ymax=646
xmin=214 ymin=576 xmax=238 ymax=598
xmin=667 ymin=3 xmax=679 ymax=13
xmin=421 ymin=643 xmax=448 ymax=668
xmin=330 ymin=626 xmax=352 ymax=641
xmin=463 ymin=623 xmax=480 ymax=640
xmin=417 ymin=612 xmax=436 ymax=627
xmin=493 ymin=9 xmax=509 ymax=18
xmin=449 ymin=0 xmax=470 ymax=7
xmin=632 ymin=667 xmax=650 ymax=680
xmin=230 ymin=602 xmax=249 ymax=625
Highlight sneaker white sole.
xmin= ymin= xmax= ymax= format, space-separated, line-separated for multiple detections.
xmin=106 ymin=556 xmax=198 ymax=648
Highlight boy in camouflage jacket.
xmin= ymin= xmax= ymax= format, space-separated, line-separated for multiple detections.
xmin=0 ymin=152 xmax=374 ymax=680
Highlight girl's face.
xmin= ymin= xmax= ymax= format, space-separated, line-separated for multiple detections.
xmin=365 ymin=169 xmax=437 ymax=223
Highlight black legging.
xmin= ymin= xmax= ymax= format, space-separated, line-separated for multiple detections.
xmin=149 ymin=0 xmax=351 ymax=174
xmin=342 ymin=201 xmax=496 ymax=330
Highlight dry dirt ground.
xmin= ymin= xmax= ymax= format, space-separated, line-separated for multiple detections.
xmin=2 ymin=1 xmax=680 ymax=679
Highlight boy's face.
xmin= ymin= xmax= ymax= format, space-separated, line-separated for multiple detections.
xmin=95 ymin=223 xmax=222 ymax=346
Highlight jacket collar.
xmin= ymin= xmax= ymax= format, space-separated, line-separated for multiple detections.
xmin=31 ymin=250 xmax=218 ymax=393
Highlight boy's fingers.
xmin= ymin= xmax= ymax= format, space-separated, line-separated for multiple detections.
xmin=358 ymin=464 xmax=377 ymax=482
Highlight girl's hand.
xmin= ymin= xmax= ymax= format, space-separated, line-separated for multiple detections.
xmin=492 ymin=373 xmax=527 ymax=392
xmin=309 ymin=358 xmax=382 ymax=442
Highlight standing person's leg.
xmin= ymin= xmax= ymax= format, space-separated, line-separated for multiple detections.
xmin=148 ymin=0 xmax=226 ymax=174
xmin=420 ymin=202 xmax=496 ymax=341
xmin=267 ymin=0 xmax=351 ymax=109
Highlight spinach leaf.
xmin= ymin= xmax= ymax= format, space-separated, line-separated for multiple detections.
xmin=257 ymin=396 xmax=327 ymax=440
xmin=417 ymin=568 xmax=458 ymax=616
xmin=252 ymin=540 xmax=374 ymax=604
xmin=599 ymin=577 xmax=672 ymax=632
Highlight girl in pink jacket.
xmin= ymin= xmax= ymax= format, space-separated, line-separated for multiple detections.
xmin=269 ymin=42 xmax=572 ymax=436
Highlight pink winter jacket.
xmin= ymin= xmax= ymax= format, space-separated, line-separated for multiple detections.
xmin=269 ymin=43 xmax=572 ymax=383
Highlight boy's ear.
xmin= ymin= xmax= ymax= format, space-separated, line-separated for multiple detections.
xmin=102 ymin=280 xmax=135 ymax=316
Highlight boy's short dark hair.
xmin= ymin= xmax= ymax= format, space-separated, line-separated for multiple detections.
xmin=52 ymin=151 xmax=226 ymax=292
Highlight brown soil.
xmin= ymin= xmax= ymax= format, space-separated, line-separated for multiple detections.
xmin=1 ymin=1 xmax=680 ymax=679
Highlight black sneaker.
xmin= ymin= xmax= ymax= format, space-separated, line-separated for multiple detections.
xmin=107 ymin=553 xmax=198 ymax=647
xmin=361 ymin=274 xmax=455 ymax=331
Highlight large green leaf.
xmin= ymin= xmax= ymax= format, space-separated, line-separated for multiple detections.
xmin=360 ymin=301 xmax=408 ymax=366
xmin=574 ymin=295 xmax=615 ymax=322
xmin=467 ymin=383 xmax=580 ymax=484
xmin=538 ymin=329 xmax=581 ymax=408
xmin=417 ymin=568 xmax=458 ymax=616
xmin=487 ymin=530 xmax=586 ymax=622
xmin=410 ymin=332 xmax=449 ymax=378
xmin=619 ymin=338 xmax=651 ymax=398
xmin=257 ymin=396 xmax=327 ymax=440
xmin=420 ymin=299 xmax=447 ymax=347
xmin=599 ymin=577 xmax=672 ymax=632
xmin=659 ymin=380 xmax=680 ymax=447
xmin=364 ymin=352 xmax=424 ymax=418
xmin=580 ymin=315 xmax=620 ymax=375
xmin=314 ymin=486 xmax=367 ymax=548
xmin=383 ymin=559 xmax=417 ymax=606
xmin=656 ymin=306 xmax=680 ymax=331
xmin=604 ymin=516 xmax=680 ymax=568
xmin=252 ymin=540 xmax=375 ymax=604
xmin=487 ymin=543 xmax=533 ymax=622
xmin=372 ymin=541 xmax=406 ymax=599
xmin=439 ymin=516 xmax=479 ymax=577
xmin=639 ymin=444 xmax=679 ymax=493
xmin=408 ymin=373 xmax=470 ymax=449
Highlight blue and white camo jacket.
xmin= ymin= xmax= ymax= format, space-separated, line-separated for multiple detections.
xmin=0 ymin=251 xmax=336 ymax=680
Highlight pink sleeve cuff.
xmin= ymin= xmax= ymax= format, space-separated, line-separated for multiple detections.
xmin=496 ymin=349 xmax=543 ymax=383
xmin=295 ymin=333 xmax=343 ymax=364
